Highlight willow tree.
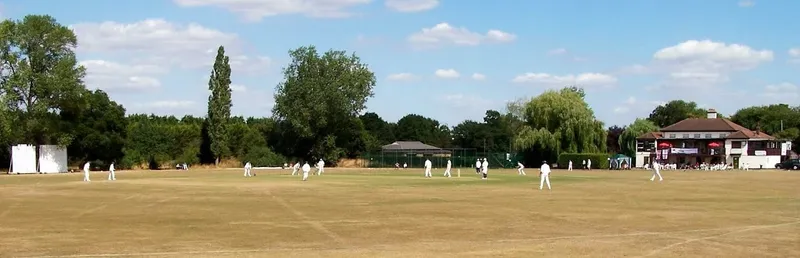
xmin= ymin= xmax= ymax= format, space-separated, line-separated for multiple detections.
xmin=514 ymin=87 xmax=606 ymax=164
xmin=618 ymin=118 xmax=659 ymax=157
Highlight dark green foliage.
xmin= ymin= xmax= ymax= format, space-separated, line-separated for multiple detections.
xmin=395 ymin=114 xmax=452 ymax=148
xmin=557 ymin=153 xmax=610 ymax=169
xmin=207 ymin=46 xmax=233 ymax=165
xmin=647 ymin=100 xmax=706 ymax=128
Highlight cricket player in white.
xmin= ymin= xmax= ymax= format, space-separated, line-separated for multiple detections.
xmin=244 ymin=162 xmax=252 ymax=177
xmin=568 ymin=160 xmax=573 ymax=171
xmin=443 ymin=159 xmax=452 ymax=177
xmin=481 ymin=158 xmax=488 ymax=179
xmin=587 ymin=159 xmax=592 ymax=170
xmin=302 ymin=161 xmax=311 ymax=181
xmin=517 ymin=162 xmax=526 ymax=175
xmin=539 ymin=161 xmax=551 ymax=190
xmin=83 ymin=162 xmax=91 ymax=182
xmin=292 ymin=162 xmax=300 ymax=175
xmin=316 ymin=159 xmax=325 ymax=175
xmin=475 ymin=159 xmax=481 ymax=174
xmin=650 ymin=161 xmax=663 ymax=181
xmin=108 ymin=162 xmax=116 ymax=181
xmin=424 ymin=159 xmax=432 ymax=178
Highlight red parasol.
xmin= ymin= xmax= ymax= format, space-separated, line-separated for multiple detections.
xmin=657 ymin=142 xmax=672 ymax=148
xmin=708 ymin=142 xmax=720 ymax=148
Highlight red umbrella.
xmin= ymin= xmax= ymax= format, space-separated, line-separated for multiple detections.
xmin=658 ymin=142 xmax=671 ymax=148
xmin=708 ymin=142 xmax=720 ymax=148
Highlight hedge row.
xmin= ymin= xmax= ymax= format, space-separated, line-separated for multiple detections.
xmin=557 ymin=153 xmax=610 ymax=169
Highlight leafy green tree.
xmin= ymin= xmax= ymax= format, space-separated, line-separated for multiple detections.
xmin=272 ymin=45 xmax=376 ymax=163
xmin=60 ymin=89 xmax=127 ymax=165
xmin=206 ymin=46 xmax=232 ymax=166
xmin=606 ymin=125 xmax=625 ymax=154
xmin=618 ymin=118 xmax=659 ymax=157
xmin=395 ymin=114 xmax=452 ymax=148
xmin=514 ymin=87 xmax=607 ymax=164
xmin=0 ymin=15 xmax=86 ymax=148
xmin=731 ymin=104 xmax=800 ymax=153
xmin=647 ymin=100 xmax=706 ymax=128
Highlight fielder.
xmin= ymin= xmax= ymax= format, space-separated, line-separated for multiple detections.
xmin=244 ymin=161 xmax=253 ymax=177
xmin=108 ymin=162 xmax=116 ymax=181
xmin=568 ymin=160 xmax=573 ymax=171
xmin=83 ymin=161 xmax=91 ymax=182
xmin=587 ymin=159 xmax=592 ymax=170
xmin=316 ymin=159 xmax=325 ymax=175
xmin=539 ymin=160 xmax=551 ymax=190
xmin=302 ymin=161 xmax=311 ymax=181
xmin=475 ymin=159 xmax=481 ymax=174
xmin=443 ymin=159 xmax=452 ymax=177
xmin=650 ymin=161 xmax=663 ymax=181
xmin=481 ymin=158 xmax=488 ymax=180
xmin=424 ymin=159 xmax=432 ymax=178
xmin=292 ymin=162 xmax=300 ymax=175
xmin=517 ymin=162 xmax=526 ymax=175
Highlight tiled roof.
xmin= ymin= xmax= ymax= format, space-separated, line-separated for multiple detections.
xmin=381 ymin=141 xmax=451 ymax=153
xmin=660 ymin=118 xmax=749 ymax=132
xmin=726 ymin=130 xmax=775 ymax=140
xmin=636 ymin=132 xmax=662 ymax=140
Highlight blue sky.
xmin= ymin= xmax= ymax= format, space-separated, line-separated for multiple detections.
xmin=2 ymin=0 xmax=798 ymax=127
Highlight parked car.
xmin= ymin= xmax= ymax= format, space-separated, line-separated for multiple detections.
xmin=775 ymin=159 xmax=800 ymax=170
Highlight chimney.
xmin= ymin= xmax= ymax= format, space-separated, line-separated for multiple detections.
xmin=707 ymin=109 xmax=718 ymax=119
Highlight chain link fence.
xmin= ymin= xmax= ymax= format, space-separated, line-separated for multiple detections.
xmin=359 ymin=148 xmax=523 ymax=169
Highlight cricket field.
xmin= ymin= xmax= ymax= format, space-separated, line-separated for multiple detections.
xmin=0 ymin=168 xmax=798 ymax=257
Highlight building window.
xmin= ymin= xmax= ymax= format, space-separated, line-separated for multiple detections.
xmin=751 ymin=141 xmax=764 ymax=149
xmin=693 ymin=134 xmax=701 ymax=138
xmin=669 ymin=134 xmax=676 ymax=138
xmin=731 ymin=141 xmax=742 ymax=148
xmin=682 ymin=134 xmax=689 ymax=138
xmin=768 ymin=142 xmax=777 ymax=148
xmin=719 ymin=133 xmax=727 ymax=138
xmin=705 ymin=134 xmax=712 ymax=138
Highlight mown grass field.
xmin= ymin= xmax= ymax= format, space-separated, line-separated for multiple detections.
xmin=0 ymin=168 xmax=798 ymax=258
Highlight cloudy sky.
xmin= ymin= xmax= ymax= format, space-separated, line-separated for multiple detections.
xmin=2 ymin=0 xmax=798 ymax=127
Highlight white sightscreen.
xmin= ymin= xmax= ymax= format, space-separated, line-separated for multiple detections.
xmin=11 ymin=144 xmax=37 ymax=174
xmin=38 ymin=145 xmax=68 ymax=173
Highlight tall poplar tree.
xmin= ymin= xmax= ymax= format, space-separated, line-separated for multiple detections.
xmin=206 ymin=46 xmax=232 ymax=166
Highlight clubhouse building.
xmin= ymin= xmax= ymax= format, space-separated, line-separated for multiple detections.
xmin=635 ymin=109 xmax=793 ymax=169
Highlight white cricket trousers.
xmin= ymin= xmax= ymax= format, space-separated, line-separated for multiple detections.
xmin=302 ymin=172 xmax=309 ymax=181
xmin=518 ymin=168 xmax=526 ymax=175
xmin=424 ymin=168 xmax=432 ymax=177
xmin=292 ymin=168 xmax=298 ymax=175
xmin=244 ymin=168 xmax=252 ymax=177
xmin=317 ymin=168 xmax=324 ymax=175
xmin=83 ymin=170 xmax=90 ymax=182
xmin=568 ymin=165 xmax=572 ymax=171
xmin=108 ymin=170 xmax=115 ymax=181
xmin=650 ymin=168 xmax=663 ymax=181
xmin=443 ymin=168 xmax=451 ymax=177
xmin=540 ymin=174 xmax=550 ymax=190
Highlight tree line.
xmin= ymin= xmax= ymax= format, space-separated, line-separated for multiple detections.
xmin=1 ymin=15 xmax=798 ymax=170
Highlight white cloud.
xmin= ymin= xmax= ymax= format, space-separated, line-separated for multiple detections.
xmin=386 ymin=73 xmax=417 ymax=81
xmin=738 ymin=0 xmax=755 ymax=7
xmin=625 ymin=96 xmax=637 ymax=105
xmin=613 ymin=107 xmax=629 ymax=114
xmin=435 ymin=69 xmax=460 ymax=79
xmin=230 ymin=84 xmax=247 ymax=92
xmin=80 ymin=60 xmax=164 ymax=91
xmin=471 ymin=73 xmax=486 ymax=80
xmin=629 ymin=40 xmax=773 ymax=88
xmin=172 ymin=0 xmax=371 ymax=21
xmin=139 ymin=100 xmax=196 ymax=109
xmin=71 ymin=19 xmax=270 ymax=73
xmin=511 ymin=72 xmax=618 ymax=87
xmin=385 ymin=0 xmax=439 ymax=12
xmin=547 ymin=48 xmax=567 ymax=55
xmin=762 ymin=82 xmax=798 ymax=100
xmin=789 ymin=48 xmax=800 ymax=64
xmin=408 ymin=23 xmax=516 ymax=48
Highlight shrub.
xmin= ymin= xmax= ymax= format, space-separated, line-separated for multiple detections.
xmin=242 ymin=147 xmax=286 ymax=167
xmin=557 ymin=153 xmax=610 ymax=169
